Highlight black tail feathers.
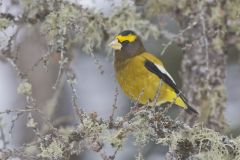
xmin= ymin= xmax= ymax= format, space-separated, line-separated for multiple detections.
xmin=179 ymin=92 xmax=198 ymax=114
xmin=185 ymin=105 xmax=198 ymax=114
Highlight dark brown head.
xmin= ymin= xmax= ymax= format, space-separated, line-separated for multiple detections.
xmin=109 ymin=30 xmax=145 ymax=60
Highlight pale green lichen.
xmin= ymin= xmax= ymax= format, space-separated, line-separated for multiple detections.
xmin=176 ymin=0 xmax=193 ymax=17
xmin=39 ymin=0 xmax=159 ymax=55
xmin=105 ymin=129 xmax=126 ymax=148
xmin=225 ymin=0 xmax=240 ymax=58
xmin=159 ymin=125 xmax=238 ymax=160
xmin=0 ymin=18 xmax=11 ymax=29
xmin=80 ymin=12 xmax=105 ymax=53
xmin=66 ymin=77 xmax=77 ymax=85
xmin=212 ymin=35 xmax=224 ymax=52
xmin=38 ymin=139 xmax=64 ymax=159
xmin=41 ymin=4 xmax=80 ymax=47
xmin=107 ymin=0 xmax=160 ymax=40
xmin=17 ymin=81 xmax=32 ymax=95
xmin=26 ymin=113 xmax=38 ymax=128
xmin=79 ymin=113 xmax=108 ymax=136
xmin=209 ymin=2 xmax=223 ymax=26
xmin=226 ymin=0 xmax=240 ymax=20
xmin=225 ymin=0 xmax=240 ymax=49
xmin=20 ymin=0 xmax=33 ymax=6
xmin=144 ymin=0 xmax=175 ymax=17
xmin=129 ymin=109 xmax=155 ymax=146
xmin=234 ymin=137 xmax=240 ymax=160
xmin=135 ymin=152 xmax=144 ymax=160
xmin=24 ymin=145 xmax=38 ymax=157
xmin=40 ymin=2 xmax=106 ymax=53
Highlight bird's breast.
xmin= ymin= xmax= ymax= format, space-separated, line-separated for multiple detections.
xmin=114 ymin=56 xmax=165 ymax=105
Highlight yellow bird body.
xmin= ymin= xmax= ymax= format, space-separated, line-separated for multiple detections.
xmin=110 ymin=30 xmax=197 ymax=114
xmin=115 ymin=52 xmax=186 ymax=108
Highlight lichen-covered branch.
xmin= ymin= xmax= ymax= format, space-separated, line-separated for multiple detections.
xmin=1 ymin=106 xmax=240 ymax=160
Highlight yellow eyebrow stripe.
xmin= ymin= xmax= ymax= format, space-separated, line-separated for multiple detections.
xmin=116 ymin=34 xmax=137 ymax=43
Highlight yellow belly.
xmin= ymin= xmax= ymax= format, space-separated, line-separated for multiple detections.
xmin=115 ymin=53 xmax=186 ymax=108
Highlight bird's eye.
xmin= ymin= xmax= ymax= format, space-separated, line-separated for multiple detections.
xmin=122 ymin=40 xmax=129 ymax=47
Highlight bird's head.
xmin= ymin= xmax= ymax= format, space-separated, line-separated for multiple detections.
xmin=109 ymin=30 xmax=145 ymax=58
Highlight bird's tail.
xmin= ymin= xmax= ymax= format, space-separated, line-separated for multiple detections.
xmin=179 ymin=92 xmax=198 ymax=114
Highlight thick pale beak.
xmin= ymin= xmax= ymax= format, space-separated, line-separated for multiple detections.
xmin=109 ymin=39 xmax=122 ymax=50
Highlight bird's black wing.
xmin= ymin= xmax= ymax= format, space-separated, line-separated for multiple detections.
xmin=144 ymin=59 xmax=198 ymax=114
xmin=144 ymin=59 xmax=179 ymax=93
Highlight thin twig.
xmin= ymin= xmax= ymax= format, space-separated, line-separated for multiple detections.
xmin=109 ymin=86 xmax=119 ymax=127
xmin=0 ymin=119 xmax=9 ymax=148
xmin=152 ymin=79 xmax=163 ymax=107
xmin=53 ymin=27 xmax=67 ymax=90
xmin=160 ymin=21 xmax=198 ymax=55
xmin=66 ymin=68 xmax=85 ymax=125
xmin=199 ymin=1 xmax=210 ymax=93
xmin=89 ymin=48 xmax=104 ymax=74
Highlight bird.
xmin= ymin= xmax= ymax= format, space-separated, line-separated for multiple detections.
xmin=109 ymin=30 xmax=198 ymax=114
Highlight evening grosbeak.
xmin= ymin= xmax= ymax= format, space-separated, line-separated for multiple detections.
xmin=109 ymin=30 xmax=197 ymax=114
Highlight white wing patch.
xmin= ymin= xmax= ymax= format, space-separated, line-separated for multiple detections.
xmin=155 ymin=64 xmax=176 ymax=84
